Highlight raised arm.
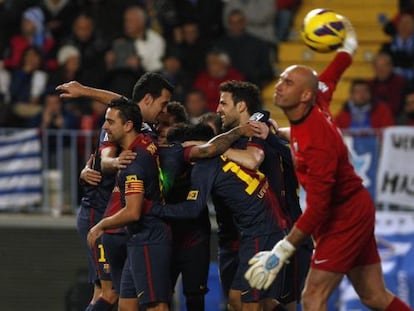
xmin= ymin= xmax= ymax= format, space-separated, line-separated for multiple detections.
xmin=56 ymin=81 xmax=123 ymax=105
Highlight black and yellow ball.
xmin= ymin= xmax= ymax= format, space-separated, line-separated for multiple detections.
xmin=300 ymin=8 xmax=346 ymax=53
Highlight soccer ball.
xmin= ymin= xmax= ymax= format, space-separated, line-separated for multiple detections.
xmin=300 ymin=8 xmax=346 ymax=53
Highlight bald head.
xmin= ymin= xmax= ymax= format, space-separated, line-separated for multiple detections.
xmin=284 ymin=65 xmax=319 ymax=92
xmin=274 ymin=64 xmax=319 ymax=119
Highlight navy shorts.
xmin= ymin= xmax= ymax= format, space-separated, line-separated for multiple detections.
xmin=76 ymin=206 xmax=111 ymax=283
xmin=278 ymin=237 xmax=313 ymax=304
xmin=171 ymin=240 xmax=210 ymax=296
xmin=120 ymin=237 xmax=172 ymax=305
xmin=102 ymin=232 xmax=128 ymax=293
xmin=234 ymin=231 xmax=286 ymax=303
xmin=218 ymin=244 xmax=239 ymax=298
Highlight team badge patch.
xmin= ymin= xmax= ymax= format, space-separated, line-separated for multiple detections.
xmin=186 ymin=190 xmax=199 ymax=200
xmin=125 ymin=175 xmax=144 ymax=194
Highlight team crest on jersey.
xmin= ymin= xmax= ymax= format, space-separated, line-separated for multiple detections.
xmin=318 ymin=81 xmax=328 ymax=93
xmin=146 ymin=142 xmax=157 ymax=155
xmin=187 ymin=190 xmax=199 ymax=200
xmin=125 ymin=175 xmax=144 ymax=194
xmin=293 ymin=140 xmax=299 ymax=152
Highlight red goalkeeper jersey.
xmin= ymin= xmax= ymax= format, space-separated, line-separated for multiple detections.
xmin=291 ymin=52 xmax=370 ymax=237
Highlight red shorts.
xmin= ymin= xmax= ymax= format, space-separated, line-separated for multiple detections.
xmin=311 ymin=189 xmax=381 ymax=273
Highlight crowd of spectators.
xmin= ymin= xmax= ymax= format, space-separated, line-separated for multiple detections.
xmin=0 ymin=0 xmax=302 ymax=132
xmin=0 ymin=0 xmax=413 ymax=134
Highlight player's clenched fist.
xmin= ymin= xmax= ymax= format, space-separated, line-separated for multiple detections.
xmin=244 ymin=238 xmax=296 ymax=290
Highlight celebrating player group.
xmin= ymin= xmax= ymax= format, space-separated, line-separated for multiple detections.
xmin=56 ymin=9 xmax=413 ymax=311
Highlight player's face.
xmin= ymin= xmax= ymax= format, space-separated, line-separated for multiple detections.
xmin=274 ymin=67 xmax=307 ymax=109
xmin=102 ymin=108 xmax=126 ymax=143
xmin=145 ymin=89 xmax=171 ymax=123
xmin=217 ymin=92 xmax=241 ymax=130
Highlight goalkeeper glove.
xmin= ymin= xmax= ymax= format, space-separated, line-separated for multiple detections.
xmin=244 ymin=238 xmax=296 ymax=290
xmin=337 ymin=15 xmax=358 ymax=55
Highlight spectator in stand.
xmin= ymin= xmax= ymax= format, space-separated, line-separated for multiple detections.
xmin=184 ymin=89 xmax=209 ymax=125
xmin=174 ymin=20 xmax=211 ymax=82
xmin=3 ymin=6 xmax=57 ymax=72
xmin=0 ymin=62 xmax=12 ymax=127
xmin=48 ymin=45 xmax=81 ymax=89
xmin=157 ymin=49 xmax=191 ymax=103
xmin=0 ymin=1 xmax=23 ymax=57
xmin=193 ymin=49 xmax=244 ymax=112
xmin=214 ymin=9 xmax=274 ymax=88
xmin=47 ymin=44 xmax=90 ymax=118
xmin=78 ymin=0 xmax=137 ymax=41
xmin=368 ymin=51 xmax=408 ymax=118
xmin=9 ymin=46 xmax=48 ymax=128
xmin=382 ymin=0 xmax=414 ymax=36
xmin=80 ymin=99 xmax=107 ymax=130
xmin=63 ymin=12 xmax=109 ymax=87
xmin=137 ymin=0 xmax=179 ymax=44
xmin=31 ymin=90 xmax=79 ymax=130
xmin=173 ymin=0 xmax=224 ymax=44
xmin=39 ymin=0 xmax=80 ymax=47
xmin=223 ymin=0 xmax=276 ymax=47
xmin=335 ymin=79 xmax=395 ymax=129
xmin=381 ymin=13 xmax=414 ymax=82
xmin=397 ymin=88 xmax=414 ymax=125
xmin=0 ymin=62 xmax=11 ymax=105
xmin=275 ymin=0 xmax=302 ymax=42
xmin=106 ymin=5 xmax=165 ymax=73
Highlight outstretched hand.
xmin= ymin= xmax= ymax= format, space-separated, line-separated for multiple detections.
xmin=55 ymin=81 xmax=85 ymax=99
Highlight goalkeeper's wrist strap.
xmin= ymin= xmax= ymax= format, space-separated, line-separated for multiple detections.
xmin=272 ymin=239 xmax=296 ymax=261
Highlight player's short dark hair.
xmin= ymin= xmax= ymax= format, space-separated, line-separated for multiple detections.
xmin=199 ymin=112 xmax=222 ymax=134
xmin=108 ymin=97 xmax=142 ymax=133
xmin=219 ymin=80 xmax=262 ymax=116
xmin=132 ymin=72 xmax=174 ymax=103
xmin=166 ymin=101 xmax=188 ymax=124
xmin=166 ymin=123 xmax=215 ymax=143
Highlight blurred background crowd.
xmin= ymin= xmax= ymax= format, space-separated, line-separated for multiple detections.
xmin=0 ymin=0 xmax=413 ymax=133
xmin=0 ymin=0 xmax=296 ymax=131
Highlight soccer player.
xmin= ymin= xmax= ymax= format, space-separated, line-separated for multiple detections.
xmin=244 ymin=17 xmax=413 ymax=311
xmin=151 ymin=132 xmax=289 ymax=310
xmin=215 ymin=80 xmax=312 ymax=311
xmin=160 ymin=122 xmax=215 ymax=311
xmin=77 ymin=143 xmax=119 ymax=311
xmin=87 ymin=99 xmax=172 ymax=311
xmin=58 ymin=72 xmax=174 ymax=310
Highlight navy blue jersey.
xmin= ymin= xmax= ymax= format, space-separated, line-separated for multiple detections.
xmin=80 ymin=129 xmax=118 ymax=214
xmin=234 ymin=135 xmax=301 ymax=227
xmin=213 ymin=195 xmax=240 ymax=249
xmin=118 ymin=134 xmax=170 ymax=244
xmin=152 ymin=156 xmax=286 ymax=240
xmin=263 ymin=133 xmax=303 ymax=224
xmin=158 ymin=143 xmax=210 ymax=248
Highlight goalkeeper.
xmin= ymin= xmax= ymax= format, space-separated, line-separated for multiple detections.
xmin=245 ymin=16 xmax=413 ymax=311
